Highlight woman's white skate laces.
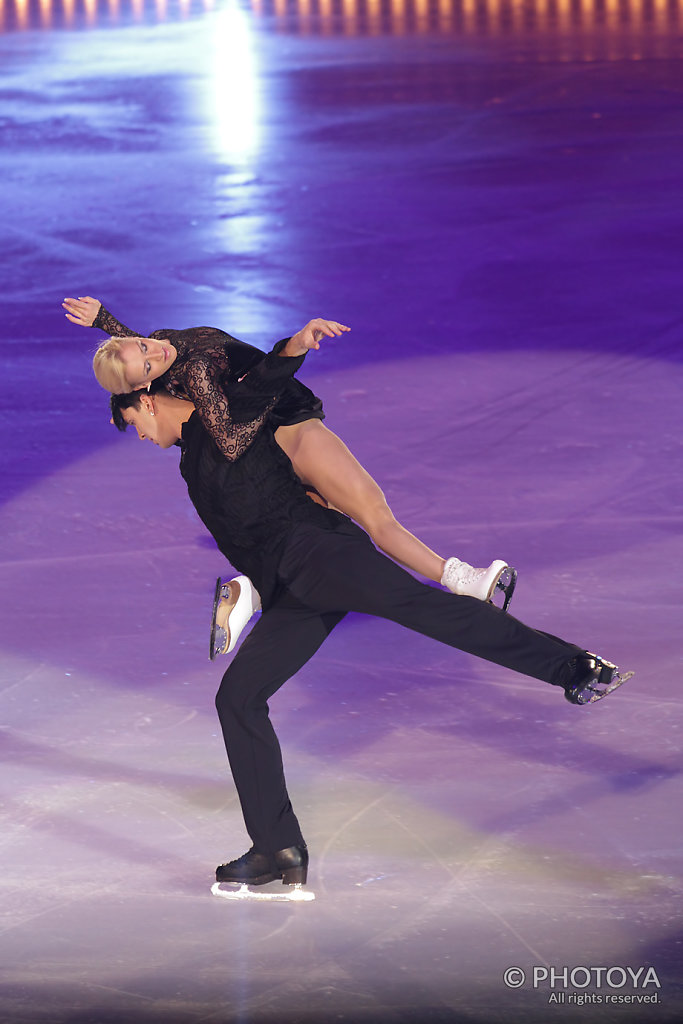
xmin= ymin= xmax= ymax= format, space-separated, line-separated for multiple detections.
xmin=441 ymin=557 xmax=517 ymax=611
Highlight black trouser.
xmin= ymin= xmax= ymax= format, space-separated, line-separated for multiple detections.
xmin=215 ymin=518 xmax=583 ymax=854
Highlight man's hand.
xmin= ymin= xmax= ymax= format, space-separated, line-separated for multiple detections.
xmin=283 ymin=318 xmax=350 ymax=358
xmin=62 ymin=296 xmax=101 ymax=327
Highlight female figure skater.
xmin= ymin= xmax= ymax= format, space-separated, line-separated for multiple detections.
xmin=65 ymin=296 xmax=517 ymax=639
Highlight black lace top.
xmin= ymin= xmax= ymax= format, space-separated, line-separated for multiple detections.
xmin=93 ymin=305 xmax=324 ymax=461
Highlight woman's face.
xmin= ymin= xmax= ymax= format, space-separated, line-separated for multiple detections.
xmin=119 ymin=337 xmax=177 ymax=390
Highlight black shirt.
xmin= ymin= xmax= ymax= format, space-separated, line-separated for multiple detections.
xmin=178 ymin=347 xmax=346 ymax=610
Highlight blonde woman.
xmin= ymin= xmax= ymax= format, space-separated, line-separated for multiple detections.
xmin=66 ymin=295 xmax=517 ymax=614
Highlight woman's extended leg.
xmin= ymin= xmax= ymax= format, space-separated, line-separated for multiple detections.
xmin=276 ymin=420 xmax=445 ymax=581
xmin=275 ymin=420 xmax=465 ymax=584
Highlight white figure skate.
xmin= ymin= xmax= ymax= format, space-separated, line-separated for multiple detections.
xmin=441 ymin=557 xmax=517 ymax=611
xmin=209 ymin=575 xmax=261 ymax=660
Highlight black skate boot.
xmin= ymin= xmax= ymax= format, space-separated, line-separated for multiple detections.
xmin=212 ymin=845 xmax=313 ymax=902
xmin=215 ymin=848 xmax=279 ymax=886
xmin=563 ymin=653 xmax=633 ymax=705
xmin=215 ymin=844 xmax=308 ymax=885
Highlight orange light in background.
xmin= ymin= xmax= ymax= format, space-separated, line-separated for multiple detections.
xmin=487 ymin=0 xmax=501 ymax=33
xmin=391 ymin=0 xmax=407 ymax=34
xmin=580 ymin=0 xmax=595 ymax=30
xmin=462 ymin=0 xmax=477 ymax=32
xmin=14 ymin=0 xmax=30 ymax=29
xmin=554 ymin=0 xmax=571 ymax=31
xmin=292 ymin=0 xmax=311 ymax=34
xmin=318 ymin=0 xmax=332 ymax=34
xmin=83 ymin=0 xmax=98 ymax=25
xmin=414 ymin=0 xmax=429 ymax=32
xmin=367 ymin=0 xmax=383 ymax=33
xmin=342 ymin=0 xmax=355 ymax=34
xmin=605 ymin=0 xmax=619 ymax=26
xmin=38 ymin=0 xmax=51 ymax=28
xmin=437 ymin=0 xmax=453 ymax=31
xmin=0 ymin=0 xmax=681 ymax=57
xmin=535 ymin=0 xmax=549 ymax=33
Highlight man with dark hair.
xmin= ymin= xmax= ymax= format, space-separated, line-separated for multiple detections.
xmin=109 ymin=327 xmax=632 ymax=893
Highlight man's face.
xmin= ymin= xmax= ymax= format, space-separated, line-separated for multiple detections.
xmin=122 ymin=397 xmax=177 ymax=449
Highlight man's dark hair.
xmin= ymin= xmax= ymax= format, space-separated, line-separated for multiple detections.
xmin=110 ymin=380 xmax=165 ymax=432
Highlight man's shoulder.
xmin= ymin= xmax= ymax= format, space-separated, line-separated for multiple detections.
xmin=180 ymin=408 xmax=202 ymax=442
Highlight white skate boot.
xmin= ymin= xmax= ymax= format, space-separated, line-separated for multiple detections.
xmin=441 ymin=557 xmax=517 ymax=611
xmin=209 ymin=576 xmax=261 ymax=660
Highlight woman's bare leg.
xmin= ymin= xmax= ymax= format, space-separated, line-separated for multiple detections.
xmin=275 ymin=420 xmax=446 ymax=582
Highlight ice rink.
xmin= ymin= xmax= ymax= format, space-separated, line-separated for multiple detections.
xmin=1 ymin=1 xmax=682 ymax=1021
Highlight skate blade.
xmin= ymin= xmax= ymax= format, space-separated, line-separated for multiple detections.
xmin=210 ymin=579 xmax=236 ymax=660
xmin=491 ymin=567 xmax=517 ymax=612
xmin=209 ymin=577 xmax=222 ymax=662
xmin=582 ymin=670 xmax=634 ymax=704
xmin=211 ymin=882 xmax=315 ymax=902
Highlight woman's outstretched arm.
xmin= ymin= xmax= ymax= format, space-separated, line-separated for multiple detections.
xmin=63 ymin=296 xmax=138 ymax=337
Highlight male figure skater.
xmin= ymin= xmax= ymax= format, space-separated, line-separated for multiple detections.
xmin=109 ymin=322 xmax=631 ymax=890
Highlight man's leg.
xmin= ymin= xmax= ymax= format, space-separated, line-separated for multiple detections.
xmin=278 ymin=521 xmax=584 ymax=688
xmin=215 ymin=590 xmax=345 ymax=855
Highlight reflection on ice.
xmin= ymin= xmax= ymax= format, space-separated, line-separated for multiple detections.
xmin=210 ymin=1 xmax=259 ymax=162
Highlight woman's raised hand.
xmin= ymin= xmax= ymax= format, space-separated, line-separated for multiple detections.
xmin=62 ymin=296 xmax=102 ymax=327
xmin=284 ymin=318 xmax=350 ymax=357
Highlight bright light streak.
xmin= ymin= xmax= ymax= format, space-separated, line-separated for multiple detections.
xmin=211 ymin=1 xmax=259 ymax=162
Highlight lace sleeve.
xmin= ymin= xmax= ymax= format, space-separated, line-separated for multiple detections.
xmin=183 ymin=356 xmax=274 ymax=462
xmin=91 ymin=304 xmax=139 ymax=337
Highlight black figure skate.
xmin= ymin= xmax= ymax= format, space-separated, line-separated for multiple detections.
xmin=564 ymin=653 xmax=634 ymax=705
xmin=211 ymin=845 xmax=315 ymax=903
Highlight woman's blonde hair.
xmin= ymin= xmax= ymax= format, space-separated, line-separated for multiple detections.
xmin=93 ymin=337 xmax=133 ymax=394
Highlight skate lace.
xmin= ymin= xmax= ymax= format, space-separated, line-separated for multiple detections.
xmin=442 ymin=558 xmax=485 ymax=590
